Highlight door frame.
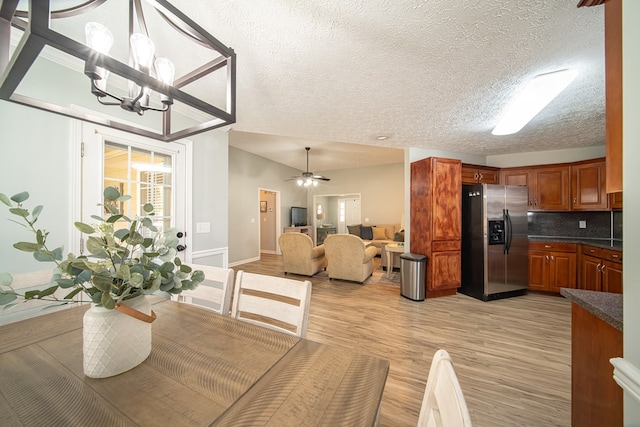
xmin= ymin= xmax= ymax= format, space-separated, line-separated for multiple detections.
xmin=71 ymin=119 xmax=193 ymax=261
xmin=258 ymin=187 xmax=281 ymax=255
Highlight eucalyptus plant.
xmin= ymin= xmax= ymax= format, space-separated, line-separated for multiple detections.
xmin=0 ymin=187 xmax=203 ymax=311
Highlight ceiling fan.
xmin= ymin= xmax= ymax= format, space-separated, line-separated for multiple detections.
xmin=288 ymin=147 xmax=330 ymax=187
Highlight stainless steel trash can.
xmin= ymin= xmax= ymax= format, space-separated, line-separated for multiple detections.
xmin=400 ymin=253 xmax=427 ymax=301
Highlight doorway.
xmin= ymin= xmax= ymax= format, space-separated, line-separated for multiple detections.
xmin=74 ymin=121 xmax=192 ymax=261
xmin=313 ymin=194 xmax=361 ymax=235
xmin=259 ymin=188 xmax=281 ymax=255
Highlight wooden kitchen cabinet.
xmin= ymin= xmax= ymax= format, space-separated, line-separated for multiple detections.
xmin=461 ymin=164 xmax=499 ymax=184
xmin=570 ymin=159 xmax=608 ymax=210
xmin=531 ymin=166 xmax=571 ymax=211
xmin=501 ymin=166 xmax=570 ymax=211
xmin=579 ymin=245 xmax=622 ymax=293
xmin=528 ymin=241 xmax=577 ymax=293
xmin=605 ymin=0 xmax=622 ymax=193
xmin=411 ymin=157 xmax=462 ymax=298
xmin=609 ymin=191 xmax=623 ymax=210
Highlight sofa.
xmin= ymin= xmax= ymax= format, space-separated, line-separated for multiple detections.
xmin=323 ymin=234 xmax=378 ymax=283
xmin=347 ymin=223 xmax=404 ymax=255
xmin=278 ymin=233 xmax=327 ymax=276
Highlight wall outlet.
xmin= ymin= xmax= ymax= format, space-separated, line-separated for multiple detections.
xmin=196 ymin=222 xmax=211 ymax=233
xmin=579 ymin=220 xmax=587 ymax=229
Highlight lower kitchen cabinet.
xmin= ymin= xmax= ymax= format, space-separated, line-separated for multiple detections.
xmin=579 ymin=245 xmax=623 ymax=293
xmin=528 ymin=242 xmax=577 ymax=293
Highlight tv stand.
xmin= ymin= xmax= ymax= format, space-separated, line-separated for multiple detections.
xmin=283 ymin=226 xmax=313 ymax=242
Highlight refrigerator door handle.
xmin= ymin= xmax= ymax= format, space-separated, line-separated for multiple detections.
xmin=504 ymin=209 xmax=513 ymax=255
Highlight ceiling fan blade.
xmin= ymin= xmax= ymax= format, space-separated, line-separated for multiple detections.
xmin=313 ymin=175 xmax=330 ymax=181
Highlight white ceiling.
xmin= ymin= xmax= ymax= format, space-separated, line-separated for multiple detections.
xmin=22 ymin=0 xmax=606 ymax=174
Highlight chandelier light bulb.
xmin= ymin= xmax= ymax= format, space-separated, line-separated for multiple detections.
xmin=130 ymin=33 xmax=155 ymax=70
xmin=85 ymin=22 xmax=114 ymax=54
xmin=155 ymin=58 xmax=175 ymax=85
xmin=297 ymin=178 xmax=303 ymax=186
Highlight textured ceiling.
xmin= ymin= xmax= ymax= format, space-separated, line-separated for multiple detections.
xmin=26 ymin=0 xmax=606 ymax=172
xmin=202 ymin=0 xmax=605 ymax=171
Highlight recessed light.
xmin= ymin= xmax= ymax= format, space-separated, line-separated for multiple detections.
xmin=376 ymin=135 xmax=389 ymax=141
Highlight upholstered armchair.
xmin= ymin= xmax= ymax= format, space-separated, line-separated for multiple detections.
xmin=278 ymin=233 xmax=327 ymax=276
xmin=323 ymin=234 xmax=378 ymax=283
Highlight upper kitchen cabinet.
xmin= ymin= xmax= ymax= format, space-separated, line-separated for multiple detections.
xmin=500 ymin=165 xmax=570 ymax=211
xmin=411 ymin=157 xmax=462 ymax=298
xmin=605 ymin=0 xmax=622 ymax=193
xmin=461 ymin=164 xmax=499 ymax=185
xmin=570 ymin=159 xmax=609 ymax=211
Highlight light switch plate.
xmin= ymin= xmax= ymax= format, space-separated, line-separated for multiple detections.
xmin=196 ymin=222 xmax=211 ymax=233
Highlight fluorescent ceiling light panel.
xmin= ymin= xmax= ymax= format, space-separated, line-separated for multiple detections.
xmin=492 ymin=69 xmax=578 ymax=136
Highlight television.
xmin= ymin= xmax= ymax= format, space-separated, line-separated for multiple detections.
xmin=291 ymin=206 xmax=308 ymax=227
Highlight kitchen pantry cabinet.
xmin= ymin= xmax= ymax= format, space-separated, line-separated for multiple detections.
xmin=411 ymin=157 xmax=462 ymax=298
xmin=580 ymin=245 xmax=622 ymax=293
xmin=461 ymin=164 xmax=499 ymax=184
xmin=501 ymin=166 xmax=570 ymax=211
xmin=528 ymin=241 xmax=577 ymax=293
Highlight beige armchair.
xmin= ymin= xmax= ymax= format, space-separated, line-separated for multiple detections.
xmin=278 ymin=233 xmax=327 ymax=276
xmin=324 ymin=234 xmax=378 ymax=283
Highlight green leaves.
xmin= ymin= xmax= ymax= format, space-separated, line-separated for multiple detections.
xmin=74 ymin=222 xmax=95 ymax=234
xmin=0 ymin=272 xmax=12 ymax=286
xmin=10 ymin=191 xmax=29 ymax=204
xmin=1 ymin=188 xmax=204 ymax=312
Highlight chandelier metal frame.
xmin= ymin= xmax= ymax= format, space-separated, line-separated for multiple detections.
xmin=0 ymin=0 xmax=236 ymax=142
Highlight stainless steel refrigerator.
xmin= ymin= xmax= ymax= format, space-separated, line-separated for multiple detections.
xmin=460 ymin=184 xmax=529 ymax=301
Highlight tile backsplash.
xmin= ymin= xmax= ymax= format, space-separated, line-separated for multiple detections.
xmin=528 ymin=211 xmax=621 ymax=241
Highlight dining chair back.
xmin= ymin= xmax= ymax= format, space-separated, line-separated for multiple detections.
xmin=417 ymin=349 xmax=473 ymax=427
xmin=231 ymin=271 xmax=312 ymax=338
xmin=175 ymin=264 xmax=234 ymax=316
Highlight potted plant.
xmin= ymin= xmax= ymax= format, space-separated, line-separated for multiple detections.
xmin=0 ymin=187 xmax=204 ymax=377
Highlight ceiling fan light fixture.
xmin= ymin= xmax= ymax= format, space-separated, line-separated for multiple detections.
xmin=492 ymin=69 xmax=578 ymax=136
xmin=289 ymin=147 xmax=330 ymax=186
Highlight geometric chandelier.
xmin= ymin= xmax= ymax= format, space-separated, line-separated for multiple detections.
xmin=0 ymin=0 xmax=236 ymax=142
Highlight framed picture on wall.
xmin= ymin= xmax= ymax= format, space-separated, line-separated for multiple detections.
xmin=260 ymin=201 xmax=267 ymax=212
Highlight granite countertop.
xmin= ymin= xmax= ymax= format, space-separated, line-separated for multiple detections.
xmin=528 ymin=236 xmax=622 ymax=251
xmin=560 ymin=288 xmax=623 ymax=331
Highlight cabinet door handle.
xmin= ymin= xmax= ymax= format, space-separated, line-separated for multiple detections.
xmin=573 ymin=198 xmax=577 ymax=204
xmin=479 ymin=172 xmax=483 ymax=180
xmin=545 ymin=255 xmax=550 ymax=262
xmin=551 ymin=255 xmax=554 ymax=262
xmin=601 ymin=265 xmax=606 ymax=272
xmin=596 ymin=263 xmax=602 ymax=272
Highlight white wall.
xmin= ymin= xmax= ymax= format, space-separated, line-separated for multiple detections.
xmin=623 ymin=1 xmax=640 ymax=423
xmin=311 ymin=162 xmax=405 ymax=226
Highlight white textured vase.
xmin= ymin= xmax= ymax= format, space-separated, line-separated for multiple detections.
xmin=83 ymin=295 xmax=153 ymax=378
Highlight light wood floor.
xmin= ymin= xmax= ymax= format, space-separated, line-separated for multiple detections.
xmin=233 ymin=254 xmax=571 ymax=427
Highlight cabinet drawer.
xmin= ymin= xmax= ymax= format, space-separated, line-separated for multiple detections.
xmin=602 ymin=249 xmax=622 ymax=263
xmin=529 ymin=241 xmax=577 ymax=253
xmin=582 ymin=245 xmax=603 ymax=258
xmin=432 ymin=240 xmax=461 ymax=252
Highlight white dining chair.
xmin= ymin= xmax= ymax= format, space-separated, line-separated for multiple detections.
xmin=231 ymin=271 xmax=312 ymax=338
xmin=417 ymin=349 xmax=473 ymax=427
xmin=175 ymin=264 xmax=234 ymax=316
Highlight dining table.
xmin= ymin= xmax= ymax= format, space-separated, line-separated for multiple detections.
xmin=0 ymin=298 xmax=389 ymax=426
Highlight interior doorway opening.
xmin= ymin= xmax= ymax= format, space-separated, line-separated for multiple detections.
xmin=312 ymin=194 xmax=361 ymax=239
xmin=259 ymin=188 xmax=281 ymax=255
